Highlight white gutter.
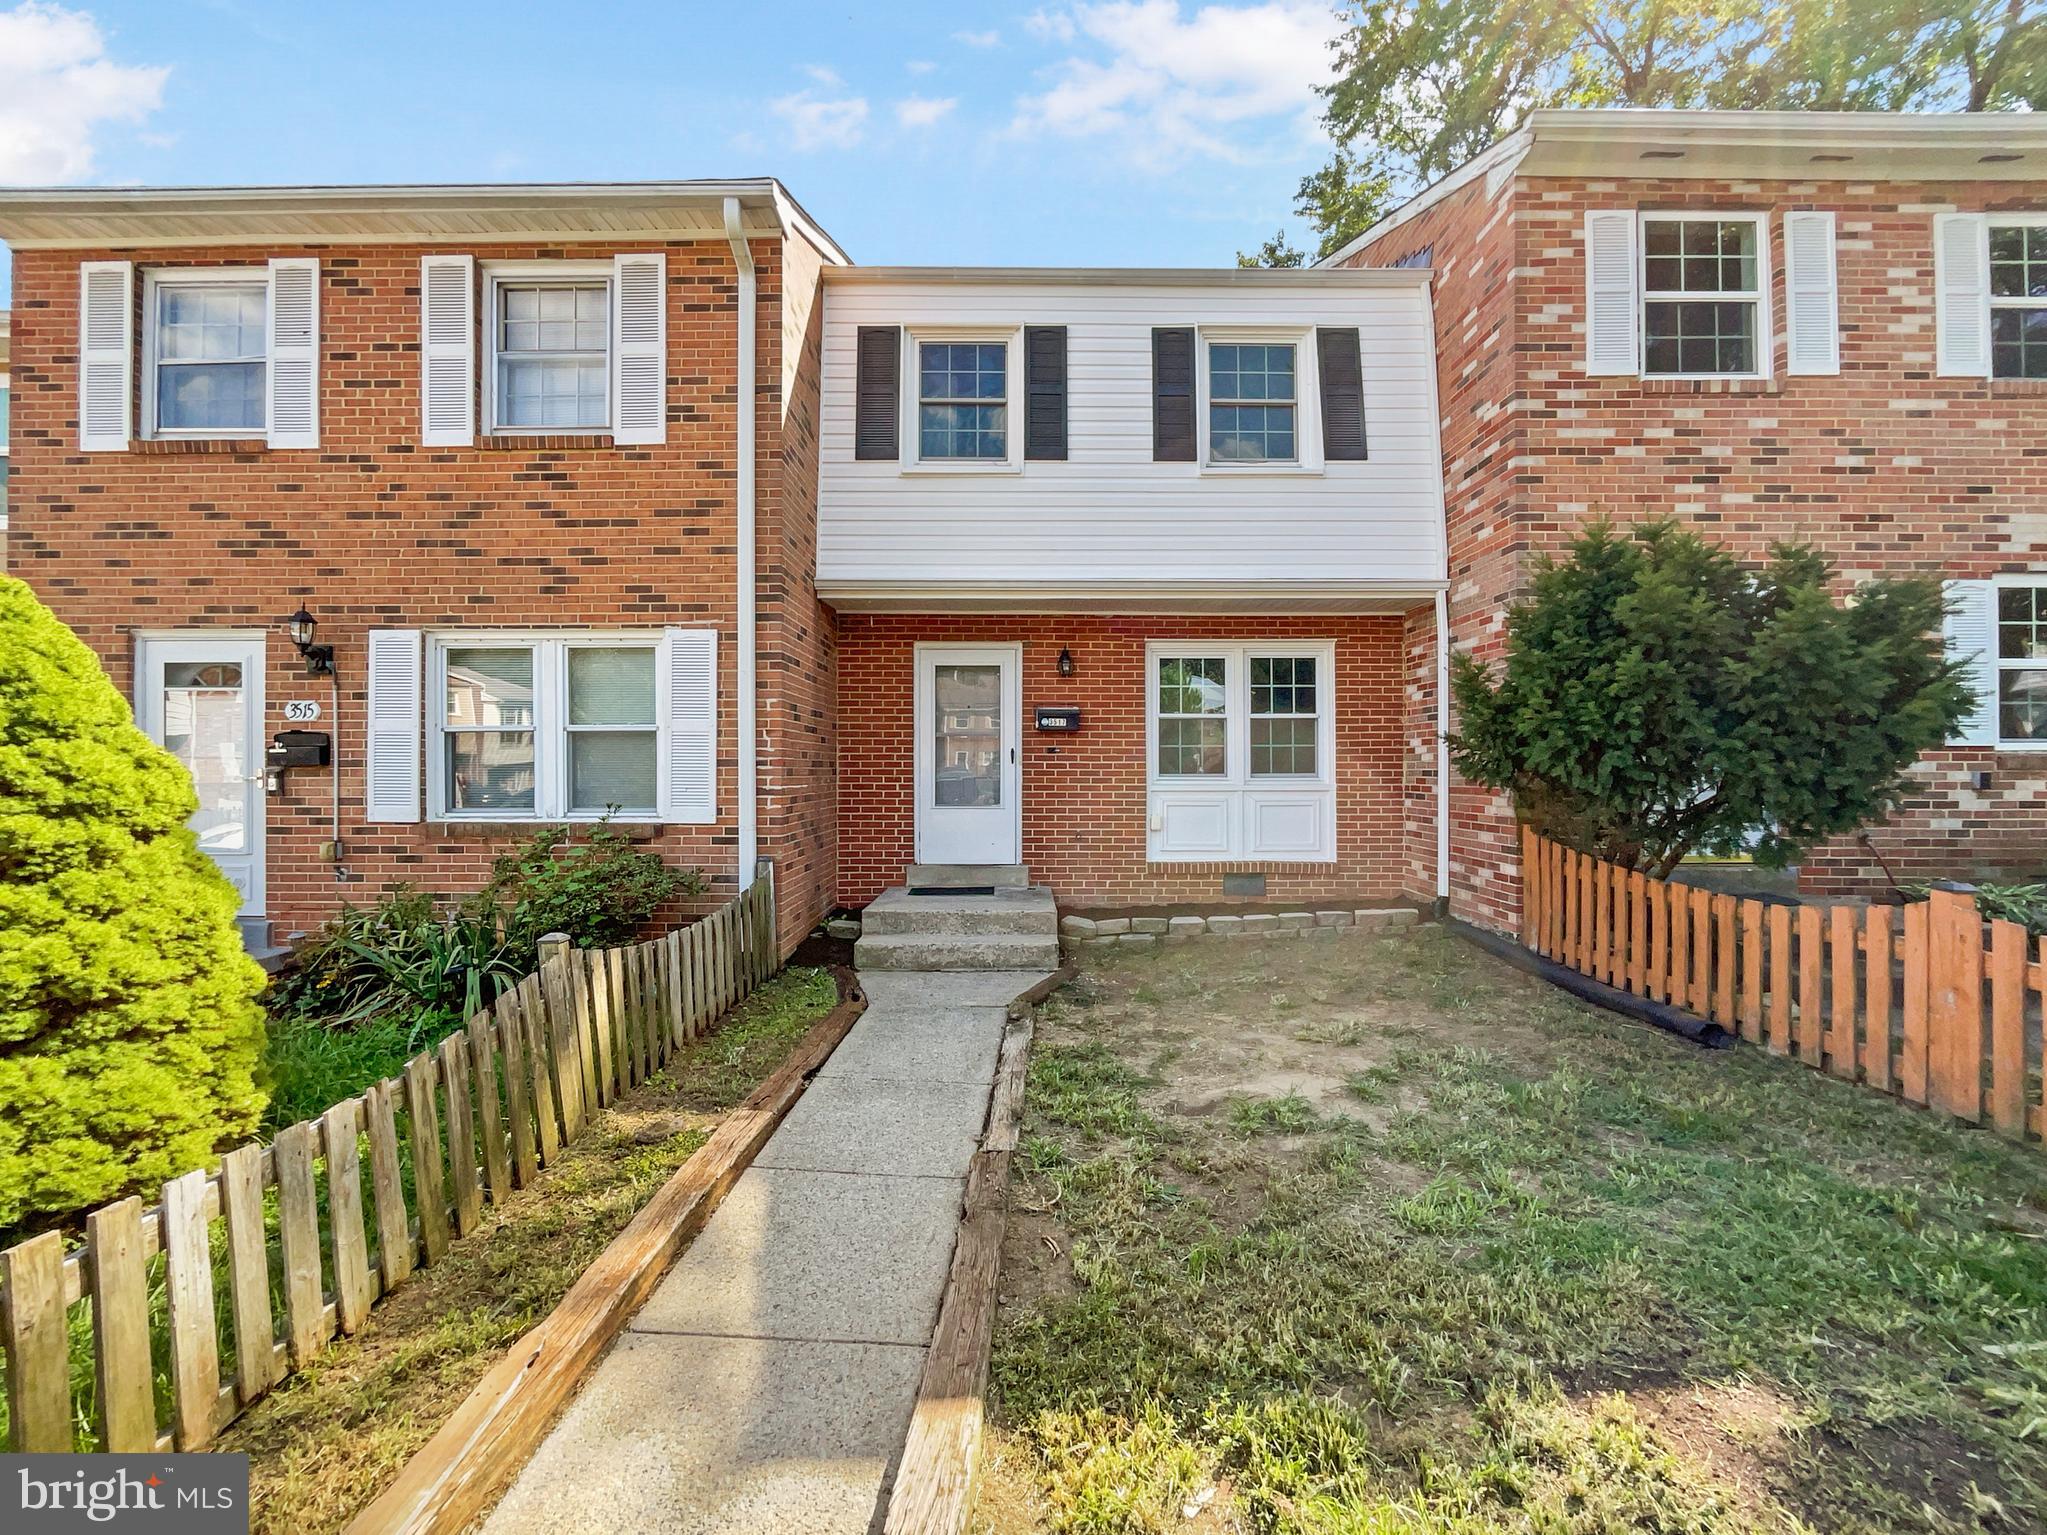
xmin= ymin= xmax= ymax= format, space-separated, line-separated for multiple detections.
xmin=724 ymin=196 xmax=759 ymax=889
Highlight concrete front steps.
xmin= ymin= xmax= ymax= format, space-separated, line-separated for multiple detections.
xmin=855 ymin=876 xmax=1061 ymax=972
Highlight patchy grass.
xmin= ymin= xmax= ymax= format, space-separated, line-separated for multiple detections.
xmin=975 ymin=930 xmax=2047 ymax=1535
xmin=220 ymin=965 xmax=840 ymax=1535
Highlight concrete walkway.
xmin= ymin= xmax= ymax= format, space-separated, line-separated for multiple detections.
xmin=483 ymin=969 xmax=1050 ymax=1535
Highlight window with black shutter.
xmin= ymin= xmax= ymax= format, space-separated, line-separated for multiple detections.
xmin=853 ymin=324 xmax=901 ymax=460
xmin=1315 ymin=327 xmax=1368 ymax=461
xmin=1151 ymin=327 xmax=1196 ymax=462
xmin=1024 ymin=325 xmax=1067 ymax=461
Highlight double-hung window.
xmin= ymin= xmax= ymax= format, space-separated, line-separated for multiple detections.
xmin=1998 ymin=582 xmax=2047 ymax=742
xmin=1207 ymin=342 xmax=1297 ymax=462
xmin=489 ymin=271 xmax=612 ymax=432
xmin=1989 ymin=224 xmax=2047 ymax=379
xmin=1641 ymin=215 xmax=1764 ymax=376
xmin=146 ymin=271 xmax=268 ymax=436
xmin=917 ymin=340 xmax=1008 ymax=460
xmin=434 ymin=635 xmax=659 ymax=818
xmin=1148 ymin=642 xmax=1335 ymax=861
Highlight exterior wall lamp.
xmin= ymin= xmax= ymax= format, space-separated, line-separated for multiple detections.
xmin=1057 ymin=646 xmax=1075 ymax=678
xmin=286 ymin=604 xmax=336 ymax=677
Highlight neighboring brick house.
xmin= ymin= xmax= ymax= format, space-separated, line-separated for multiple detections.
xmin=1328 ymin=110 xmax=2047 ymax=932
xmin=817 ymin=267 xmax=1448 ymax=912
xmin=0 ymin=182 xmax=847 ymax=956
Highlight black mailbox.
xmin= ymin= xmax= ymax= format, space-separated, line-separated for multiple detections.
xmin=269 ymin=730 xmax=332 ymax=770
xmin=1035 ymin=706 xmax=1082 ymax=732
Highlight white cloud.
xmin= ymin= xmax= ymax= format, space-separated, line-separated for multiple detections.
xmin=0 ymin=1 xmax=168 ymax=183
xmin=771 ymin=89 xmax=870 ymax=150
xmin=1024 ymin=8 xmax=1076 ymax=41
xmin=1010 ymin=0 xmax=1340 ymax=165
xmin=895 ymin=95 xmax=959 ymax=129
xmin=905 ymin=58 xmax=938 ymax=75
xmin=953 ymin=28 xmax=1001 ymax=47
xmin=802 ymin=63 xmax=843 ymax=86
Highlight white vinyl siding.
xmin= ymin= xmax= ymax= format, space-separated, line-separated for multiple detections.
xmin=1145 ymin=641 xmax=1336 ymax=863
xmin=819 ymin=279 xmax=1443 ymax=590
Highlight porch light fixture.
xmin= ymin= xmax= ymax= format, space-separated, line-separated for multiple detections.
xmin=1057 ymin=646 xmax=1075 ymax=678
xmin=286 ymin=604 xmax=336 ymax=678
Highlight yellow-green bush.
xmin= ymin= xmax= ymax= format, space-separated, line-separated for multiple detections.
xmin=0 ymin=578 xmax=267 ymax=1232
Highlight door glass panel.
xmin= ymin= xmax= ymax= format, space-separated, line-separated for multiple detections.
xmin=933 ymin=664 xmax=1002 ymax=806
xmin=162 ymin=662 xmax=247 ymax=852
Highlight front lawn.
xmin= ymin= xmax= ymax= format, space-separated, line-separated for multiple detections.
xmin=976 ymin=929 xmax=2047 ymax=1534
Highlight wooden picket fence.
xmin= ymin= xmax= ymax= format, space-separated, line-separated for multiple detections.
xmin=1521 ymin=829 xmax=2047 ymax=1141
xmin=0 ymin=870 xmax=778 ymax=1454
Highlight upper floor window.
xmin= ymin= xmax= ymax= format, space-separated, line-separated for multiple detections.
xmin=1208 ymin=341 xmax=1297 ymax=462
xmin=918 ymin=340 xmax=1007 ymax=460
xmin=1999 ymin=582 xmax=2047 ymax=743
xmin=491 ymin=275 xmax=611 ymax=432
xmin=145 ymin=272 xmax=267 ymax=436
xmin=1989 ymin=224 xmax=2047 ymax=379
xmin=1641 ymin=216 xmax=1762 ymax=377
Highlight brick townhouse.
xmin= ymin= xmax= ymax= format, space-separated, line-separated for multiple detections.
xmin=1330 ymin=110 xmax=2047 ymax=932
xmin=0 ymin=182 xmax=847 ymax=956
xmin=0 ymin=187 xmax=1455 ymax=959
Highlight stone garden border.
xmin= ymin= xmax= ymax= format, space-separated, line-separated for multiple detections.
xmin=1060 ymin=907 xmax=1420 ymax=953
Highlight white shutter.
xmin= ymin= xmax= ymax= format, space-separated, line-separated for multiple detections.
xmin=366 ymin=629 xmax=424 ymax=822
xmin=1783 ymin=212 xmax=1840 ymax=376
xmin=78 ymin=260 xmax=133 ymax=451
xmin=420 ymin=255 xmax=475 ymax=446
xmin=266 ymin=257 xmax=320 ymax=448
xmin=659 ymin=626 xmax=717 ymax=823
xmin=612 ymin=253 xmax=667 ymax=445
xmin=1935 ymin=213 xmax=1991 ymax=378
xmin=1943 ymin=579 xmax=1998 ymax=747
xmin=1584 ymin=211 xmax=1639 ymax=375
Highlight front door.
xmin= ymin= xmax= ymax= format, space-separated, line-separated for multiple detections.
xmin=138 ymin=635 xmax=266 ymax=915
xmin=914 ymin=644 xmax=1020 ymax=866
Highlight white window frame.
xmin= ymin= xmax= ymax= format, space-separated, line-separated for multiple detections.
xmin=1195 ymin=326 xmax=1324 ymax=474
xmin=1145 ymin=640 xmax=1337 ymax=864
xmin=901 ymin=325 xmax=1023 ymax=473
xmin=1993 ymin=572 xmax=2047 ymax=750
xmin=1637 ymin=211 xmax=1772 ymax=381
xmin=428 ymin=631 xmax=665 ymax=821
xmin=140 ymin=267 xmax=270 ymax=440
xmin=482 ymin=261 xmax=615 ymax=437
xmin=1985 ymin=215 xmax=2047 ymax=381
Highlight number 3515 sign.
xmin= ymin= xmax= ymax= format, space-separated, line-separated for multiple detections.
xmin=283 ymin=700 xmax=322 ymax=723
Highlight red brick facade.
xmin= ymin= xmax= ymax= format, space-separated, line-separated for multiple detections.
xmin=834 ymin=613 xmax=1415 ymax=909
xmin=6 ymin=232 xmax=839 ymax=953
xmin=1348 ymin=168 xmax=2047 ymax=928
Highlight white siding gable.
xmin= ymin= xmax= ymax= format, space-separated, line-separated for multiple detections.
xmin=817 ymin=276 xmax=1447 ymax=598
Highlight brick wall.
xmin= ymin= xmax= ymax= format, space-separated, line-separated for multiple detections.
xmin=1352 ymin=170 xmax=2047 ymax=924
xmin=835 ymin=613 xmax=1415 ymax=909
xmin=7 ymin=235 xmax=831 ymax=941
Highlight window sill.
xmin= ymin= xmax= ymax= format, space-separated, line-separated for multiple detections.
xmin=900 ymin=461 xmax=1022 ymax=476
xmin=1635 ymin=377 xmax=1780 ymax=396
xmin=134 ymin=438 xmax=270 ymax=455
xmin=1987 ymin=379 xmax=2047 ymax=397
xmin=477 ymin=433 xmax=619 ymax=451
xmin=1199 ymin=462 xmax=1324 ymax=477
xmin=429 ymin=818 xmax=664 ymax=840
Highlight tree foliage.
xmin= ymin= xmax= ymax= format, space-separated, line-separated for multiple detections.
xmin=1448 ymin=523 xmax=1973 ymax=875
xmin=0 ymin=577 xmax=268 ymax=1233
xmin=1296 ymin=0 xmax=2047 ymax=257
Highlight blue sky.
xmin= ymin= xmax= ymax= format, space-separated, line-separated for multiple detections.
xmin=0 ymin=0 xmax=1350 ymax=294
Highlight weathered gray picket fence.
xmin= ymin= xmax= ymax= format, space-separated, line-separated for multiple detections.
xmin=0 ymin=870 xmax=777 ymax=1453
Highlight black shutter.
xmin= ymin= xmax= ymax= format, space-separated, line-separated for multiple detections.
xmin=1024 ymin=325 xmax=1068 ymax=461
xmin=1152 ymin=327 xmax=1196 ymax=462
xmin=854 ymin=325 xmax=901 ymax=461
xmin=1316 ymin=327 xmax=1368 ymax=461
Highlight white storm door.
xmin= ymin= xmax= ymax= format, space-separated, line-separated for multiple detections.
xmin=914 ymin=644 xmax=1021 ymax=866
xmin=139 ymin=635 xmax=266 ymax=915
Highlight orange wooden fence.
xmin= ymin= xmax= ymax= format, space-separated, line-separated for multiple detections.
xmin=1520 ymin=828 xmax=2047 ymax=1140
